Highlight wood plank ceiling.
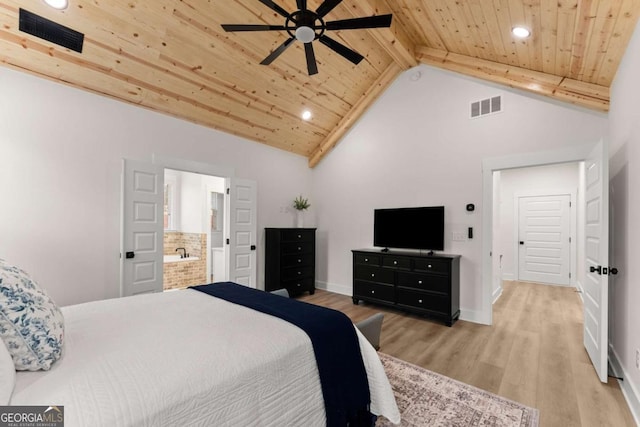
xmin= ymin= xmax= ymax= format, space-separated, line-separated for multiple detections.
xmin=1 ymin=1 xmax=638 ymax=167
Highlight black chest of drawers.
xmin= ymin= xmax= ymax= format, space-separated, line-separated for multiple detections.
xmin=352 ymin=249 xmax=460 ymax=326
xmin=265 ymin=228 xmax=316 ymax=296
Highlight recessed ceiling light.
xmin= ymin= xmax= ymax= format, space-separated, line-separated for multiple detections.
xmin=302 ymin=110 xmax=312 ymax=121
xmin=512 ymin=26 xmax=531 ymax=38
xmin=44 ymin=0 xmax=68 ymax=9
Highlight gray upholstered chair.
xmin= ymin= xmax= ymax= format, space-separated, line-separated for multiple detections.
xmin=355 ymin=313 xmax=384 ymax=351
xmin=270 ymin=288 xmax=289 ymax=298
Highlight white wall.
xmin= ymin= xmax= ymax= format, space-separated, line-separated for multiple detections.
xmin=496 ymin=163 xmax=580 ymax=282
xmin=0 ymin=67 xmax=313 ymax=306
xmin=312 ymin=64 xmax=608 ymax=320
xmin=165 ymin=169 xmax=225 ymax=234
xmin=179 ymin=171 xmax=204 ymax=233
xmin=608 ymin=17 xmax=640 ymax=422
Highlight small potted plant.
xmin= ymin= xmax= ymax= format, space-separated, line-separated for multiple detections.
xmin=293 ymin=195 xmax=310 ymax=227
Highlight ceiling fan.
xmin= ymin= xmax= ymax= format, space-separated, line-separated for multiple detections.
xmin=221 ymin=0 xmax=392 ymax=75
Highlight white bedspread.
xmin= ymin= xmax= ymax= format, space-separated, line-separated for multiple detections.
xmin=11 ymin=289 xmax=400 ymax=426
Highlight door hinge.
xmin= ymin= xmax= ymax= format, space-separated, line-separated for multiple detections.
xmin=226 ymin=188 xmax=230 ymax=195
xmin=226 ymin=238 xmax=230 ymax=245
xmin=569 ymin=272 xmax=572 ymax=278
xmin=569 ymin=201 xmax=572 ymax=207
xmin=569 ymin=237 xmax=572 ymax=243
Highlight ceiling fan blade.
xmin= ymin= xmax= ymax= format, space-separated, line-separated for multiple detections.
xmin=325 ymin=14 xmax=392 ymax=31
xmin=297 ymin=0 xmax=307 ymax=11
xmin=319 ymin=35 xmax=364 ymax=65
xmin=222 ymin=24 xmax=287 ymax=32
xmin=316 ymin=0 xmax=342 ymax=18
xmin=258 ymin=0 xmax=290 ymax=18
xmin=304 ymin=42 xmax=319 ymax=75
xmin=260 ymin=37 xmax=295 ymax=65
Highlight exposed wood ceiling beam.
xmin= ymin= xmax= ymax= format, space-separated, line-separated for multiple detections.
xmin=308 ymin=61 xmax=402 ymax=168
xmin=350 ymin=0 xmax=417 ymax=70
xmin=415 ymin=46 xmax=609 ymax=113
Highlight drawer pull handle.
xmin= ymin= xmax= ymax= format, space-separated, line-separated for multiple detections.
xmin=298 ymin=271 xmax=302 ymax=275
xmin=428 ymin=264 xmax=432 ymax=268
xmin=418 ymin=299 xmax=423 ymax=303
xmin=298 ymin=247 xmax=302 ymax=251
xmin=297 ymin=283 xmax=301 ymax=287
xmin=418 ymin=280 xmax=423 ymax=284
xmin=365 ymin=258 xmax=368 ymax=262
xmin=371 ymin=290 xmax=375 ymax=294
xmin=298 ymin=234 xmax=302 ymax=238
xmin=371 ymin=273 xmax=375 ymax=277
xmin=393 ymin=261 xmax=397 ymax=265
xmin=298 ymin=259 xmax=302 ymax=263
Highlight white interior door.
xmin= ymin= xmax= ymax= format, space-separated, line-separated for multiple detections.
xmin=518 ymin=194 xmax=571 ymax=285
xmin=121 ymin=159 xmax=164 ymax=296
xmin=583 ymin=140 xmax=609 ymax=383
xmin=227 ymin=178 xmax=257 ymax=287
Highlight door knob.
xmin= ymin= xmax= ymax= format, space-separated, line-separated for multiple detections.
xmin=609 ymin=267 xmax=619 ymax=275
xmin=590 ymin=265 xmax=602 ymax=275
xmin=519 ymin=241 xmax=524 ymax=245
xmin=125 ymin=251 xmax=135 ymax=259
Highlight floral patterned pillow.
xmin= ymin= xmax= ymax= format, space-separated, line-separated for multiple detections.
xmin=0 ymin=259 xmax=64 ymax=370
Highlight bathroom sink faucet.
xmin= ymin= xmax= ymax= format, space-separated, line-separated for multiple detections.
xmin=175 ymin=247 xmax=186 ymax=258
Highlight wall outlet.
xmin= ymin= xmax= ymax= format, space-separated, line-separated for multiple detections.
xmin=636 ymin=349 xmax=640 ymax=370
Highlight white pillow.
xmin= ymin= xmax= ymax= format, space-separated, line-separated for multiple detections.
xmin=0 ymin=339 xmax=15 ymax=404
xmin=0 ymin=259 xmax=64 ymax=370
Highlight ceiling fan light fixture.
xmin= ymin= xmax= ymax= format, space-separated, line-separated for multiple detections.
xmin=295 ymin=26 xmax=316 ymax=43
xmin=221 ymin=1 xmax=393 ymax=75
xmin=43 ymin=0 xmax=68 ymax=9
xmin=512 ymin=26 xmax=531 ymax=38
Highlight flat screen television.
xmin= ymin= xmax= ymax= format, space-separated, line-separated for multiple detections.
xmin=374 ymin=206 xmax=445 ymax=251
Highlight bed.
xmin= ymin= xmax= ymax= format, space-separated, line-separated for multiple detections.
xmin=3 ymin=278 xmax=400 ymax=426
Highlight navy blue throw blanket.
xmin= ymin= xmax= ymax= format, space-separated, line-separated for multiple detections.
xmin=191 ymin=282 xmax=373 ymax=427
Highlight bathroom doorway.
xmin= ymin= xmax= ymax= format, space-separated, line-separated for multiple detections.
xmin=121 ymin=156 xmax=257 ymax=296
xmin=162 ymin=169 xmax=226 ymax=291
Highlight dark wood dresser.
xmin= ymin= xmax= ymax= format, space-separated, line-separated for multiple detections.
xmin=265 ymin=228 xmax=316 ymax=296
xmin=352 ymin=249 xmax=460 ymax=326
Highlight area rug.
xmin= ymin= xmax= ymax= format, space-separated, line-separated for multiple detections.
xmin=376 ymin=353 xmax=539 ymax=427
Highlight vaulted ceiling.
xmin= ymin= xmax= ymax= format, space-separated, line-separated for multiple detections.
xmin=1 ymin=1 xmax=638 ymax=167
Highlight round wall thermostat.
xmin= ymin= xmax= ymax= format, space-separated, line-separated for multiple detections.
xmin=466 ymin=203 xmax=475 ymax=212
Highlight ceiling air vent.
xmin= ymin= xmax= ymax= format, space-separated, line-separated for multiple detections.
xmin=470 ymin=96 xmax=502 ymax=119
xmin=19 ymin=8 xmax=84 ymax=53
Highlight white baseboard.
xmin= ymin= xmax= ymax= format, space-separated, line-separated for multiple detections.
xmin=315 ymin=280 xmax=351 ymax=296
xmin=502 ymin=273 xmax=515 ymax=281
xmin=609 ymin=346 xmax=640 ymax=426
xmin=459 ymin=308 xmax=491 ymax=325
xmin=492 ymin=285 xmax=503 ymax=304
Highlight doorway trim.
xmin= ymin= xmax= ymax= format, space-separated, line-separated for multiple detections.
xmin=153 ymin=154 xmax=236 ymax=289
xmin=481 ymin=142 xmax=599 ymax=325
xmin=152 ymin=154 xmax=235 ymax=178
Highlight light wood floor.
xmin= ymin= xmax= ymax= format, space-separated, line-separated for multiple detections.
xmin=299 ymin=281 xmax=635 ymax=427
